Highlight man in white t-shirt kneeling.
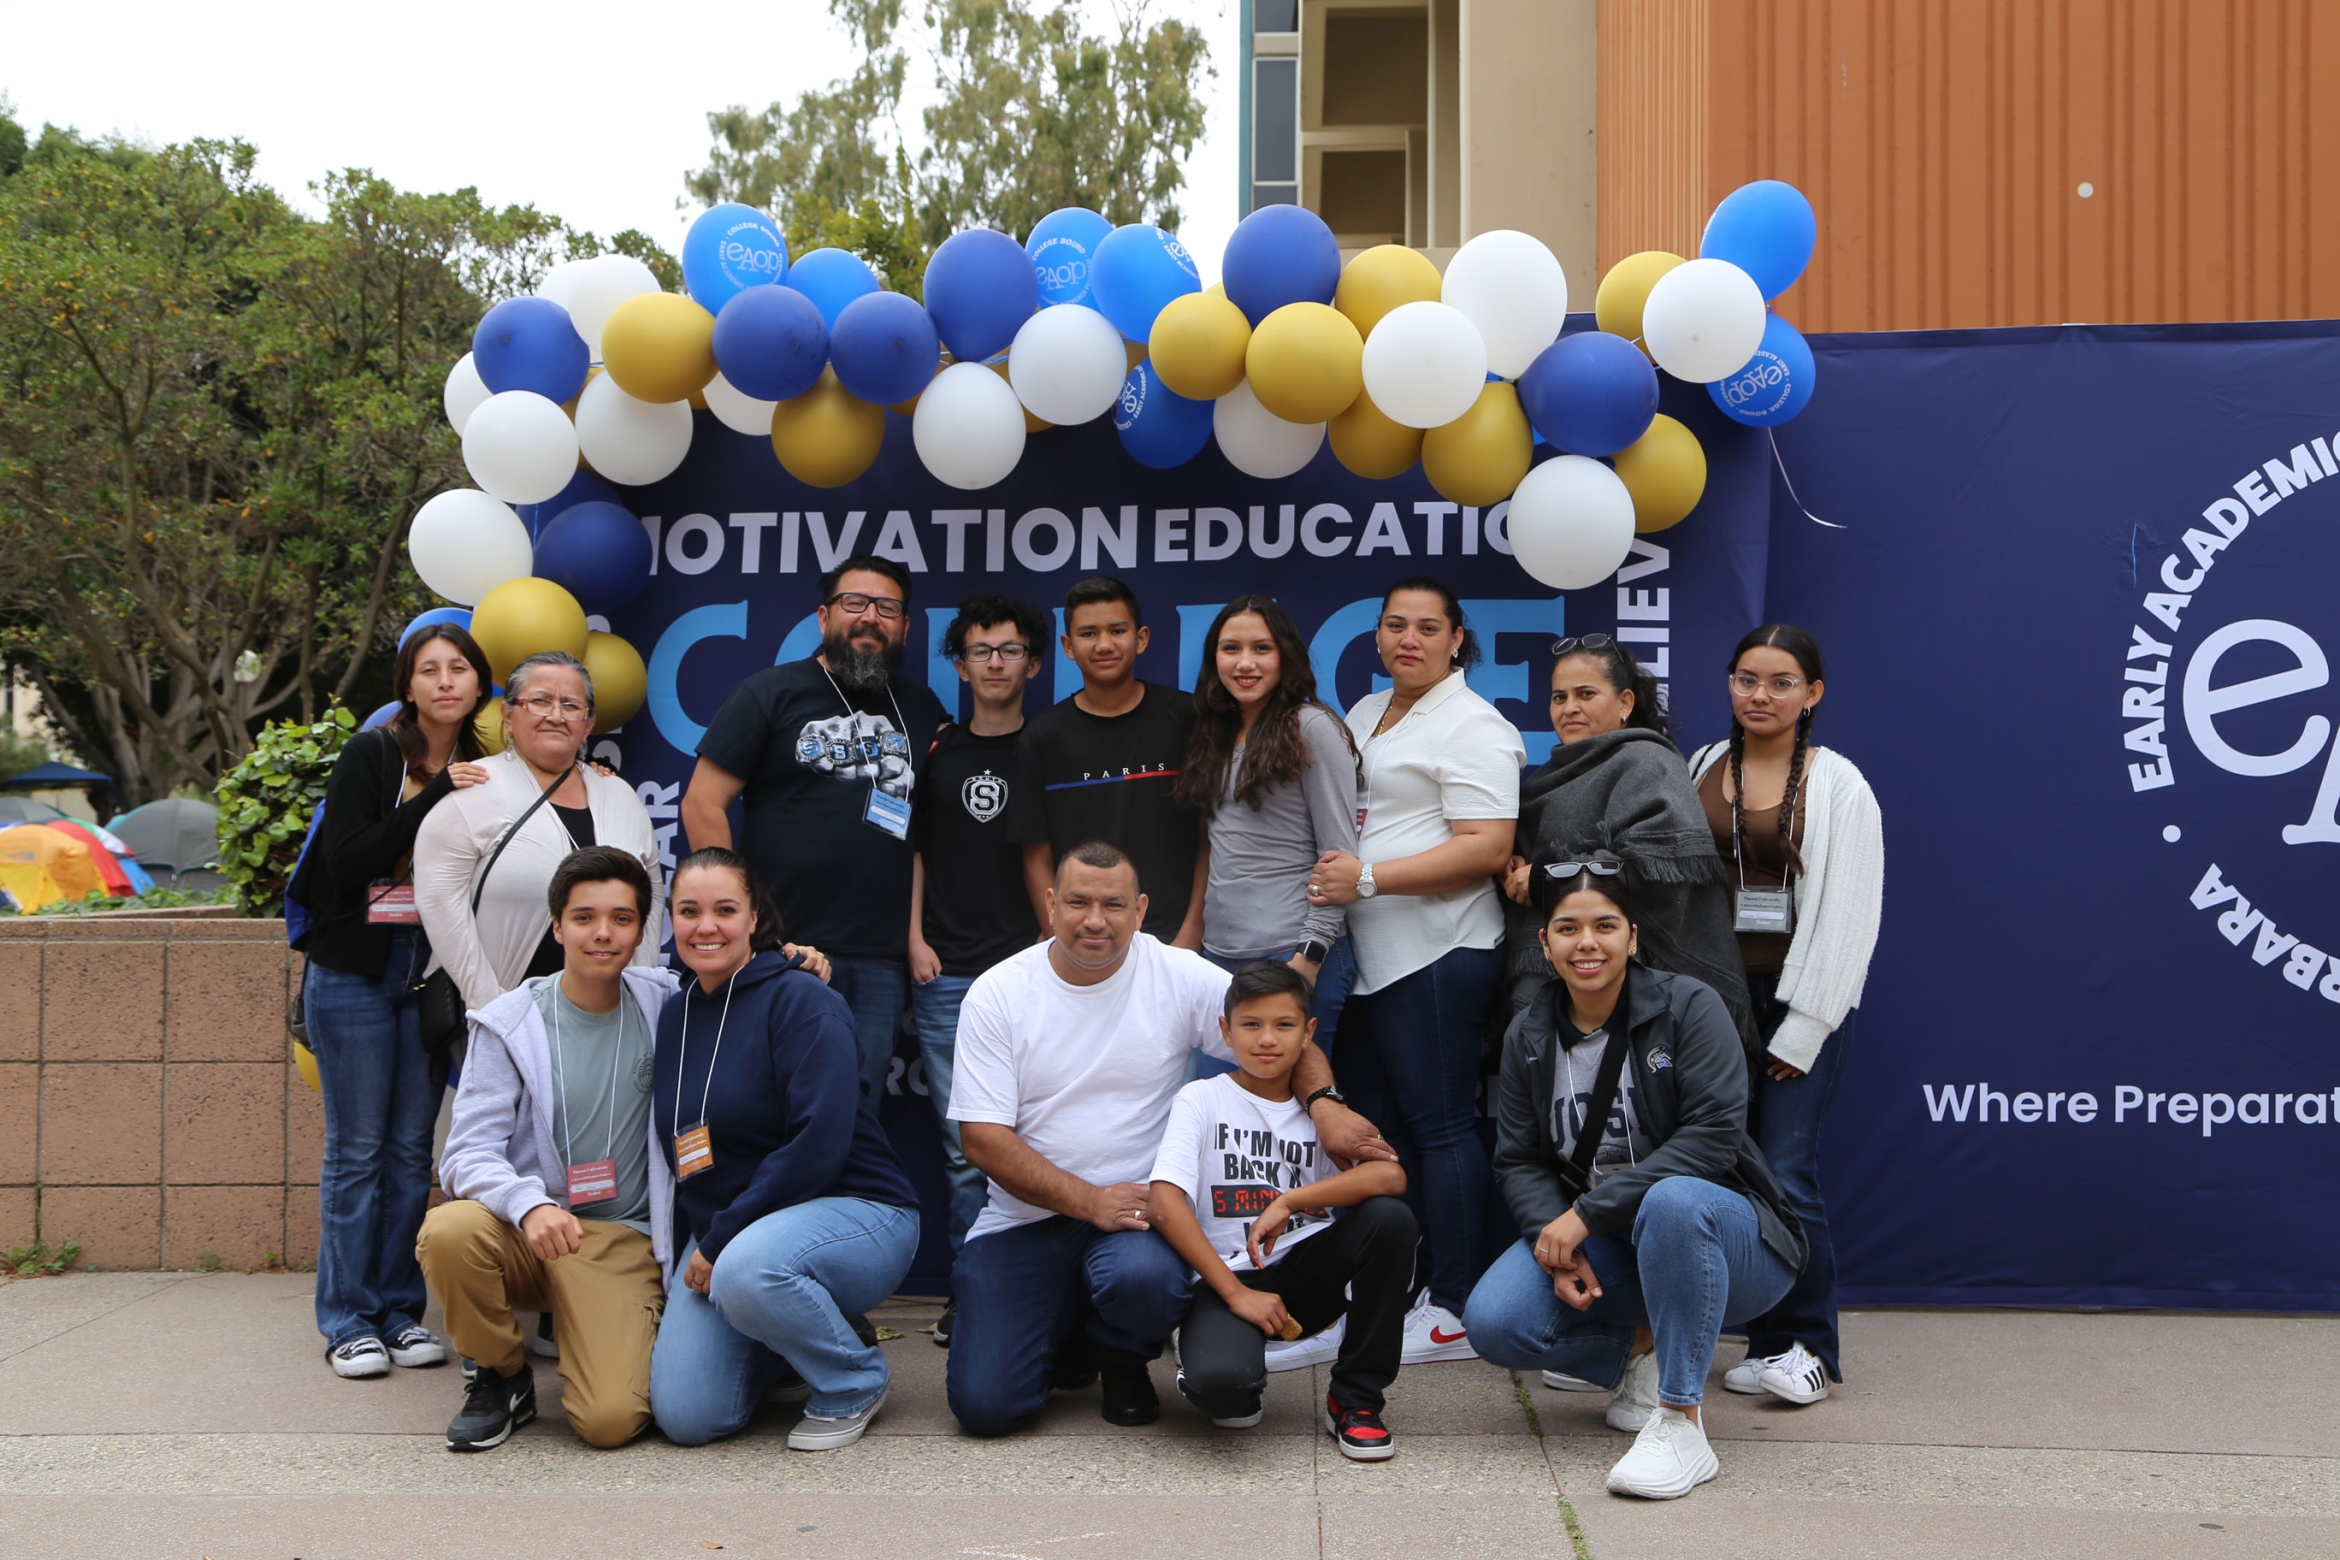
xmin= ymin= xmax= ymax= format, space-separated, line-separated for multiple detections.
xmin=946 ymin=840 xmax=1393 ymax=1435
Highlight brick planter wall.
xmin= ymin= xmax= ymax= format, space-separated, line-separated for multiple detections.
xmin=0 ymin=916 xmax=319 ymax=1271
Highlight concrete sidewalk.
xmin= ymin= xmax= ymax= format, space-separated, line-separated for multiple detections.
xmin=1 ymin=1274 xmax=2333 ymax=1559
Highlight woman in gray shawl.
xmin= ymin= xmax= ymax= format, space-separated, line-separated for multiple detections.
xmin=1499 ymin=635 xmax=1758 ymax=1050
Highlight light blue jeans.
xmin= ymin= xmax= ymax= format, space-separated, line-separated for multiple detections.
xmin=649 ymin=1197 xmax=919 ymax=1440
xmin=1464 ymin=1176 xmax=1797 ymax=1407
xmin=907 ymin=973 xmax=989 ymax=1253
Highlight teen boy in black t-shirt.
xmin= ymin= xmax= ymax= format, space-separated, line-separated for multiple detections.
xmin=1005 ymin=576 xmax=1204 ymax=947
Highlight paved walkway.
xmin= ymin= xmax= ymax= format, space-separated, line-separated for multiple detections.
xmin=1 ymin=1273 xmax=2334 ymax=1558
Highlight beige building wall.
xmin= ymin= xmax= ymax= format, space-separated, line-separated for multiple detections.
xmin=1457 ymin=0 xmax=1598 ymax=304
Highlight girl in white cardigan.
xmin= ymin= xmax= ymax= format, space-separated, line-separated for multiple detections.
xmin=1688 ymin=625 xmax=1882 ymax=1410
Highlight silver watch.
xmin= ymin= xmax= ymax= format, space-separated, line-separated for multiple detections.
xmin=1355 ymin=861 xmax=1378 ymax=900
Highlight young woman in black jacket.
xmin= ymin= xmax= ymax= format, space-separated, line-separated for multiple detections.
xmin=1463 ymin=854 xmax=1806 ymax=1502
xmin=290 ymin=624 xmax=492 ymax=1379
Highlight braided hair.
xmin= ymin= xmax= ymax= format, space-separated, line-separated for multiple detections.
xmin=1724 ymin=625 xmax=1825 ymax=877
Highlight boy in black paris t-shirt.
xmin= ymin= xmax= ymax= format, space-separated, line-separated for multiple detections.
xmin=1006 ymin=576 xmax=1204 ymax=947
xmin=682 ymin=556 xmax=948 ymax=1098
xmin=908 ymin=593 xmax=1050 ymax=1312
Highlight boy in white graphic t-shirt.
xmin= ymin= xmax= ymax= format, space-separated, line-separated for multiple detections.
xmin=1149 ymin=962 xmax=1416 ymax=1461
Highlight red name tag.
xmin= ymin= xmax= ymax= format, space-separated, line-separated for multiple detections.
xmin=367 ymin=884 xmax=421 ymax=924
xmin=567 ymin=1159 xmax=618 ymax=1207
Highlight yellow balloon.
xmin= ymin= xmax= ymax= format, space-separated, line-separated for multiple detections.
xmin=1148 ymin=291 xmax=1251 ymax=401
xmin=583 ymin=631 xmax=647 ymax=734
xmin=771 ymin=368 xmax=887 ymax=486
xmin=1421 ymin=383 xmax=1533 ymax=507
xmin=475 ymin=701 xmax=508 ymax=755
xmin=987 ymin=361 xmax=1052 ymax=432
xmin=1335 ymin=244 xmax=1445 ymax=340
xmin=600 ymin=292 xmax=718 ymax=404
xmin=1245 ymin=303 xmax=1364 ymax=424
xmin=470 ymin=576 xmax=589 ymax=685
xmin=1612 ymin=413 xmax=1707 ymax=532
xmin=1595 ymin=251 xmax=1687 ymax=353
xmin=1329 ymin=387 xmax=1424 ymax=480
xmin=293 ymin=1039 xmax=321 ymax=1095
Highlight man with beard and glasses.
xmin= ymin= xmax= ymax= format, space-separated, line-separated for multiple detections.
xmin=684 ymin=556 xmax=950 ymax=1096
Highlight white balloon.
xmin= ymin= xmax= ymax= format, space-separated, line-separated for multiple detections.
xmin=1212 ymin=380 xmax=1325 ymax=479
xmin=1361 ymin=301 xmax=1489 ymax=429
xmin=1441 ymin=230 xmax=1569 ymax=379
xmin=563 ymin=254 xmax=662 ymax=362
xmin=1640 ymin=258 xmax=1767 ymax=383
xmin=574 ymin=373 xmax=694 ymax=486
xmin=536 ymin=258 xmax=584 ymax=311
xmin=701 ymin=371 xmax=779 ymax=437
xmin=1007 ymin=304 xmax=1127 ymax=426
xmin=1506 ymin=455 xmax=1637 ymax=590
xmin=913 ymin=361 xmax=1027 ymax=490
xmin=461 ymin=391 xmax=581 ymax=505
xmin=407 ymin=489 xmax=534 ymax=606
xmin=443 ymin=352 xmax=491 ymax=436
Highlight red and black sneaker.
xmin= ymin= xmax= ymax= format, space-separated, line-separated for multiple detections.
xmin=1324 ymin=1394 xmax=1396 ymax=1462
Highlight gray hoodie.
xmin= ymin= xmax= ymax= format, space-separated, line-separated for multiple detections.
xmin=438 ymin=967 xmax=682 ymax=1284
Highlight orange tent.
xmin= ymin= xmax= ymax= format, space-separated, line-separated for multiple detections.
xmin=43 ymin=820 xmax=135 ymax=897
xmin=0 ymin=822 xmax=107 ymax=911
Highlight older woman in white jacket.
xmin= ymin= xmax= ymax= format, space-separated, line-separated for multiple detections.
xmin=416 ymin=652 xmax=664 ymax=1014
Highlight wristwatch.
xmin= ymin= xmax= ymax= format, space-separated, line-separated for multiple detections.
xmin=1297 ymin=938 xmax=1332 ymax=965
xmin=1355 ymin=861 xmax=1378 ymax=900
xmin=1303 ymin=1086 xmax=1348 ymax=1117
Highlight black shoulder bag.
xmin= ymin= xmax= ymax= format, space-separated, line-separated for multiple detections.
xmin=1549 ymin=1013 xmax=1632 ymax=1206
xmin=416 ymin=765 xmax=575 ymax=1058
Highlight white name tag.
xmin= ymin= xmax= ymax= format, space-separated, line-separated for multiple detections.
xmin=1734 ymin=887 xmax=1795 ymax=935
xmin=865 ymin=786 xmax=911 ymax=840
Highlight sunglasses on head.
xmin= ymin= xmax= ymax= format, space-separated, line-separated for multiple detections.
xmin=1550 ymin=633 xmax=1617 ymax=658
xmin=1542 ymin=858 xmax=1625 ymax=878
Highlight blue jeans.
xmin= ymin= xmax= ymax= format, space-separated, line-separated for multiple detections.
xmin=304 ymin=929 xmax=441 ymax=1349
xmin=1745 ymin=972 xmax=1854 ymax=1380
xmin=649 ymin=1197 xmax=919 ymax=1440
xmin=1465 ymin=1177 xmax=1798 ymax=1407
xmin=828 ymin=956 xmax=908 ymax=1101
xmin=907 ymin=973 xmax=989 ymax=1253
xmin=1337 ymin=943 xmax=1502 ymax=1312
xmin=946 ymin=1218 xmax=1192 ymax=1437
xmin=1196 ymin=937 xmax=1356 ymax=1079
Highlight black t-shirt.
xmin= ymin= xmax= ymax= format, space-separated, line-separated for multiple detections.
xmin=912 ymin=724 xmax=1034 ymax=977
xmin=1005 ymin=683 xmax=1199 ymax=942
xmin=526 ymin=805 xmax=599 ymax=979
xmin=698 ymin=657 xmax=950 ymax=959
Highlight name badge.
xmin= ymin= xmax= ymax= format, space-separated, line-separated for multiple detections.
xmin=673 ymin=1123 xmax=714 ymax=1179
xmin=1734 ymin=887 xmax=1795 ymax=935
xmin=566 ymin=1159 xmax=617 ymax=1207
xmin=864 ymin=786 xmax=911 ymax=840
xmin=366 ymin=884 xmax=421 ymax=924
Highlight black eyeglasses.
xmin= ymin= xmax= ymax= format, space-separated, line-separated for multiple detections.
xmin=959 ymin=642 xmax=1031 ymax=663
xmin=1550 ymin=633 xmax=1617 ymax=658
xmin=826 ymin=591 xmax=906 ymax=620
xmin=1542 ymin=859 xmax=1625 ymax=878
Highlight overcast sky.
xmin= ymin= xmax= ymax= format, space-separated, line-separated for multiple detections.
xmin=4 ymin=0 xmax=1240 ymax=280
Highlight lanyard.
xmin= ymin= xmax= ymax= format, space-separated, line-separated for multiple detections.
xmin=1727 ymin=763 xmax=1799 ymax=896
xmin=547 ymin=983 xmax=628 ymax=1171
xmin=672 ymin=968 xmax=739 ymax=1133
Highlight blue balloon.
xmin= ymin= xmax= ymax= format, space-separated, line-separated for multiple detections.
xmin=472 ymin=296 xmax=589 ymax=403
xmin=712 ymin=284 xmax=830 ymax=403
xmin=1113 ymin=360 xmax=1213 ymax=470
xmin=514 ymin=467 xmax=619 ymax=542
xmin=1090 ymin=225 xmax=1200 ymax=341
xmin=362 ymin=701 xmax=400 ymax=731
xmin=396 ymin=607 xmax=473 ymax=649
xmin=1025 ymin=207 xmax=1114 ymax=308
xmin=1220 ymin=204 xmax=1340 ymax=326
xmin=533 ymin=501 xmax=653 ymax=614
xmin=784 ymin=248 xmax=880 ymax=329
xmin=1708 ymin=313 xmax=1815 ymax=427
xmin=682 ymin=202 xmax=789 ymax=315
xmin=1516 ymin=331 xmax=1660 ymax=457
xmin=1700 ymin=180 xmax=1817 ymax=301
xmin=826 ymin=291 xmax=939 ymax=407
xmin=926 ymin=229 xmax=1040 ymax=361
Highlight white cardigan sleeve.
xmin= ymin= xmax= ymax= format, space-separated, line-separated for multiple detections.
xmin=1771 ymin=750 xmax=1884 ymax=1071
xmin=413 ymin=784 xmax=505 ymax=1013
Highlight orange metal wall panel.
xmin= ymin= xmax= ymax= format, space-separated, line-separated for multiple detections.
xmin=1599 ymin=0 xmax=2340 ymax=330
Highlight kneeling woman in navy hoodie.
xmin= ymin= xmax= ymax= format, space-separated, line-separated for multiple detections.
xmin=648 ymin=847 xmax=921 ymax=1451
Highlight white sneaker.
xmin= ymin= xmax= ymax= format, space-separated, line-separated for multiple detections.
xmin=1605 ymin=1350 xmax=1660 ymax=1432
xmin=787 ymin=1385 xmax=886 ymax=1451
xmin=1542 ymin=1368 xmax=1605 ymax=1392
xmin=1398 ymin=1294 xmax=1476 ymax=1364
xmin=1757 ymin=1341 xmax=1830 ymax=1405
xmin=1722 ymin=1352 xmax=1784 ymax=1395
xmin=1605 ymin=1404 xmax=1719 ymax=1499
xmin=1265 ymin=1315 xmax=1344 ymax=1372
xmin=328 ymin=1336 xmax=390 ymax=1379
xmin=385 ymin=1324 xmax=447 ymax=1368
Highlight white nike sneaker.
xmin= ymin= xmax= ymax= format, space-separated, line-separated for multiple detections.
xmin=1605 ymin=1350 xmax=1661 ymax=1432
xmin=1605 ymin=1404 xmax=1719 ymax=1499
xmin=1723 ymin=1352 xmax=1788 ymax=1395
xmin=1542 ymin=1368 xmax=1605 ymax=1392
xmin=1265 ymin=1314 xmax=1344 ymax=1372
xmin=1757 ymin=1341 xmax=1830 ymax=1405
xmin=1398 ymin=1294 xmax=1476 ymax=1364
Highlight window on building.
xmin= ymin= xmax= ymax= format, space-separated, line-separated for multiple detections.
xmin=1253 ymin=55 xmax=1298 ymax=210
xmin=1255 ymin=0 xmax=1297 ymax=33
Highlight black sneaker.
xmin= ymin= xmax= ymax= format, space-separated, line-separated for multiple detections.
xmin=1050 ymin=1337 xmax=1099 ymax=1393
xmin=447 ymin=1364 xmax=536 ymax=1452
xmin=1099 ymin=1362 xmax=1159 ymax=1427
xmin=848 ymin=1312 xmax=881 ymax=1349
xmin=931 ymin=1299 xmax=956 ymax=1349
xmin=1325 ymin=1395 xmax=1395 ymax=1462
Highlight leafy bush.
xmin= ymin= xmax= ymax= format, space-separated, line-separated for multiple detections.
xmin=17 ymin=885 xmax=238 ymax=918
xmin=214 ymin=707 xmax=354 ymax=917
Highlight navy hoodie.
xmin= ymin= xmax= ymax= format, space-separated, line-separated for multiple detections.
xmin=653 ymin=949 xmax=918 ymax=1262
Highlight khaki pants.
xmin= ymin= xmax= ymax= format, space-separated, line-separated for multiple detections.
xmin=416 ymin=1199 xmax=664 ymax=1448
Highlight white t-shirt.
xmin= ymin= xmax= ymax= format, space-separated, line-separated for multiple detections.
xmin=1344 ymin=670 xmax=1525 ymax=995
xmin=948 ymin=934 xmax=1235 ymax=1243
xmin=1148 ymin=1073 xmax=1334 ymax=1273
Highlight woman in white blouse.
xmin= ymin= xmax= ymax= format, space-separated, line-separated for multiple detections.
xmin=1308 ymin=577 xmax=1523 ymax=1364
